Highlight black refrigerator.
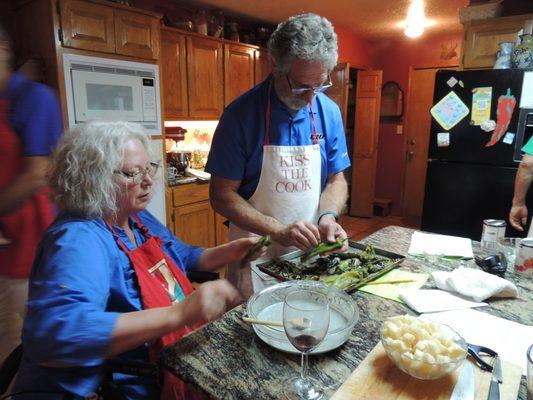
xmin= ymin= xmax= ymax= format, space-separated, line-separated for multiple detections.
xmin=421 ymin=69 xmax=533 ymax=240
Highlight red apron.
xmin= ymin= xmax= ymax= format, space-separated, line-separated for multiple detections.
xmin=108 ymin=215 xmax=205 ymax=400
xmin=0 ymin=98 xmax=55 ymax=278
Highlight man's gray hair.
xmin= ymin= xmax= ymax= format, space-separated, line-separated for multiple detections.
xmin=268 ymin=13 xmax=338 ymax=74
xmin=49 ymin=121 xmax=154 ymax=218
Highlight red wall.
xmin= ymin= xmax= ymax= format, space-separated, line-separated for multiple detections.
xmin=335 ymin=24 xmax=374 ymax=68
xmin=372 ymin=32 xmax=463 ymax=215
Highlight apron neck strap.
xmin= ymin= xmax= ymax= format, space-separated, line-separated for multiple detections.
xmin=265 ymin=77 xmax=320 ymax=146
xmin=104 ymin=213 xmax=152 ymax=254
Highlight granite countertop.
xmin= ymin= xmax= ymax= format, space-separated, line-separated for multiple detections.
xmin=160 ymin=226 xmax=533 ymax=399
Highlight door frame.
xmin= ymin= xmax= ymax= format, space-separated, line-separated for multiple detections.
xmin=399 ymin=63 xmax=458 ymax=217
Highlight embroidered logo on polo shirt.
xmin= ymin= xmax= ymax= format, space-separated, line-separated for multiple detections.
xmin=310 ymin=133 xmax=325 ymax=141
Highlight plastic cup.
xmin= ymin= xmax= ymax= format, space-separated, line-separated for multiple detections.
xmin=498 ymin=237 xmax=519 ymax=272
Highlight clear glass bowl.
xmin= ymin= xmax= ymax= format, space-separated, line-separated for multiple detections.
xmin=380 ymin=318 xmax=467 ymax=380
xmin=246 ymin=280 xmax=359 ymax=354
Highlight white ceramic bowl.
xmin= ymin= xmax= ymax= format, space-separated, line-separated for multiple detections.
xmin=380 ymin=317 xmax=467 ymax=380
xmin=246 ymin=280 xmax=359 ymax=354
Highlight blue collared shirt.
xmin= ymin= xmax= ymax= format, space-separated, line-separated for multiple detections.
xmin=14 ymin=210 xmax=203 ymax=399
xmin=4 ymin=73 xmax=63 ymax=156
xmin=205 ymin=75 xmax=351 ymax=200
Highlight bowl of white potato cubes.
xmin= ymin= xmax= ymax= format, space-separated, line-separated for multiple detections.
xmin=380 ymin=315 xmax=467 ymax=380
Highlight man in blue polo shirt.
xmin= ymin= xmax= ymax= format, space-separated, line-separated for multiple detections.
xmin=0 ymin=25 xmax=62 ymax=363
xmin=205 ymin=14 xmax=350 ymax=293
xmin=510 ymin=137 xmax=533 ymax=236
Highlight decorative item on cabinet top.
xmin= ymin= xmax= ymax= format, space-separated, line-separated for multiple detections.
xmin=459 ymin=0 xmax=503 ymax=23
xmin=380 ymin=81 xmax=404 ymax=119
xmin=511 ymin=34 xmax=533 ymax=69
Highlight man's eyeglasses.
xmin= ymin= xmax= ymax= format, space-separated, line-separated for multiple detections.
xmin=285 ymin=74 xmax=333 ymax=95
xmin=114 ymin=162 xmax=160 ymax=184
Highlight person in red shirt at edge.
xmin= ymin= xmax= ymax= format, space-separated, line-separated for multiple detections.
xmin=0 ymin=24 xmax=63 ymax=364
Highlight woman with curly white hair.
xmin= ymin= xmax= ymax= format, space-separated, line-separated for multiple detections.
xmin=206 ymin=13 xmax=350 ymax=297
xmin=11 ymin=120 xmax=266 ymax=399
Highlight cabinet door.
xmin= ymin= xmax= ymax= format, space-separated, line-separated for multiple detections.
xmin=254 ymin=48 xmax=271 ymax=85
xmin=462 ymin=16 xmax=532 ymax=69
xmin=327 ymin=62 xmax=349 ymax=128
xmin=114 ymin=9 xmax=160 ymax=59
xmin=173 ymin=201 xmax=215 ymax=248
xmin=186 ymin=36 xmax=224 ymax=118
xmin=214 ymin=212 xmax=228 ymax=245
xmin=224 ymin=44 xmax=255 ymax=105
xmin=161 ymin=30 xmax=188 ymax=118
xmin=59 ymin=0 xmax=115 ymax=53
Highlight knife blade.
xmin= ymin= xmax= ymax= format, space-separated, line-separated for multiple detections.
xmin=493 ymin=356 xmax=503 ymax=384
xmin=450 ymin=361 xmax=475 ymax=400
xmin=487 ymin=356 xmax=502 ymax=400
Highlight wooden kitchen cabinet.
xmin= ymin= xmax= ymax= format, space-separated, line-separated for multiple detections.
xmin=186 ymin=36 xmax=224 ymax=118
xmin=168 ymin=183 xmax=228 ymax=247
xmin=114 ymin=9 xmax=160 ymax=60
xmin=59 ymin=0 xmax=116 ymax=53
xmin=58 ymin=0 xmax=160 ymax=59
xmin=254 ymin=48 xmax=271 ymax=85
xmin=173 ymin=201 xmax=215 ymax=248
xmin=161 ymin=30 xmax=188 ymax=119
xmin=461 ymin=14 xmax=533 ymax=69
xmin=224 ymin=43 xmax=255 ymax=105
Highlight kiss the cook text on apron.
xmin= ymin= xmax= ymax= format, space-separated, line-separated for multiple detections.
xmin=227 ymin=79 xmax=323 ymax=296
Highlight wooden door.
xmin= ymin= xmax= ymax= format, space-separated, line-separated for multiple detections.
xmin=114 ymin=9 xmax=160 ymax=60
xmin=161 ymin=30 xmax=188 ymax=118
xmin=349 ymin=70 xmax=382 ymax=217
xmin=173 ymin=201 xmax=215 ymax=248
xmin=462 ymin=15 xmax=533 ymax=69
xmin=401 ymin=66 xmax=457 ymax=226
xmin=186 ymin=36 xmax=224 ymax=118
xmin=254 ymin=48 xmax=271 ymax=85
xmin=59 ymin=0 xmax=115 ymax=53
xmin=327 ymin=62 xmax=350 ymax=128
xmin=224 ymin=44 xmax=255 ymax=106
xmin=400 ymin=68 xmax=438 ymax=226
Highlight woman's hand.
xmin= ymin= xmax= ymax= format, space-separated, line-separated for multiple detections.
xmin=178 ymin=280 xmax=241 ymax=326
xmin=226 ymin=237 xmax=268 ymax=264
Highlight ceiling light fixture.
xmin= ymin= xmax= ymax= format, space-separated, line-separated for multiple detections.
xmin=404 ymin=0 xmax=427 ymax=38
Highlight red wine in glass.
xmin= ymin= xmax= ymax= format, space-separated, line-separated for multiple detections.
xmin=290 ymin=334 xmax=321 ymax=353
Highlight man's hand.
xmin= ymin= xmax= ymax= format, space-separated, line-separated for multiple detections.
xmin=510 ymin=204 xmax=528 ymax=231
xmin=178 ymin=280 xmax=242 ymax=326
xmin=318 ymin=215 xmax=348 ymax=251
xmin=271 ymin=220 xmax=321 ymax=250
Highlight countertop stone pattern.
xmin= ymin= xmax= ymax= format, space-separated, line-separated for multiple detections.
xmin=160 ymin=226 xmax=533 ymax=399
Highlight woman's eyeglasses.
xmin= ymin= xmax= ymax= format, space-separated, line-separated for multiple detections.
xmin=114 ymin=162 xmax=160 ymax=184
xmin=285 ymin=74 xmax=333 ymax=95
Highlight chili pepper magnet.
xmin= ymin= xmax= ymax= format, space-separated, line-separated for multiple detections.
xmin=485 ymin=88 xmax=516 ymax=147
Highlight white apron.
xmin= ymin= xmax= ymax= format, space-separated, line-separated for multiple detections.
xmin=227 ymin=80 xmax=322 ymax=298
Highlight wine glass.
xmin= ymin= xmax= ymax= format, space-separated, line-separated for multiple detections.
xmin=283 ymin=289 xmax=330 ymax=400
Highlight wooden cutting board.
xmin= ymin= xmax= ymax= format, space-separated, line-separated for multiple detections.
xmin=331 ymin=343 xmax=522 ymax=400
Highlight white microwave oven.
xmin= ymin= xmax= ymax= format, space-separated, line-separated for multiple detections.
xmin=63 ymin=54 xmax=162 ymax=135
